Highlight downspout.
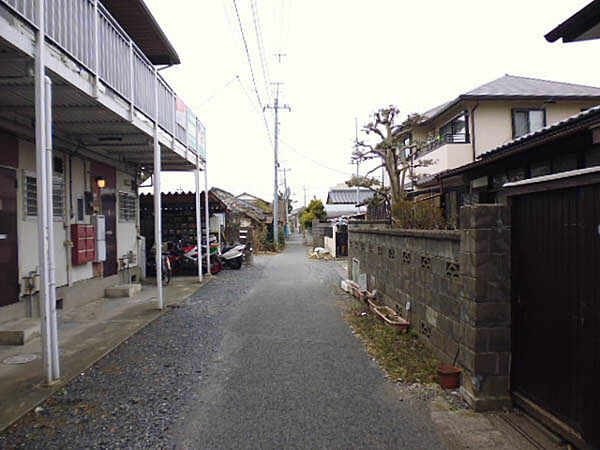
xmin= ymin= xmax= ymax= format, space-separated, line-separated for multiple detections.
xmin=65 ymin=154 xmax=72 ymax=287
xmin=45 ymin=75 xmax=60 ymax=380
xmin=470 ymin=103 xmax=479 ymax=161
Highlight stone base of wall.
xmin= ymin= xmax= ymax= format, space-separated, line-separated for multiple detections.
xmin=348 ymin=205 xmax=511 ymax=411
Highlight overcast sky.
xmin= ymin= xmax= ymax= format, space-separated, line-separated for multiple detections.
xmin=142 ymin=0 xmax=597 ymax=206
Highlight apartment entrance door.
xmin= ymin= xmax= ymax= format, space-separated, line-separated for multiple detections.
xmin=0 ymin=167 xmax=19 ymax=306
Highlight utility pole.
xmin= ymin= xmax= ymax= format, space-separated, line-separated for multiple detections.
xmin=354 ymin=117 xmax=360 ymax=206
xmin=303 ymin=185 xmax=307 ymax=207
xmin=281 ymin=167 xmax=291 ymax=234
xmin=264 ymin=82 xmax=290 ymax=245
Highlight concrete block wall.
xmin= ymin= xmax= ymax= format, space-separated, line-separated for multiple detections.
xmin=348 ymin=204 xmax=511 ymax=411
xmin=311 ymin=219 xmax=331 ymax=248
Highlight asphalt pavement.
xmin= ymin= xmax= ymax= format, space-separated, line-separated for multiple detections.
xmin=1 ymin=234 xmax=445 ymax=449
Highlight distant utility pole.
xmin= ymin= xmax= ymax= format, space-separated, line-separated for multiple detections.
xmin=303 ymin=185 xmax=307 ymax=207
xmin=281 ymin=167 xmax=291 ymax=228
xmin=354 ymin=117 xmax=360 ymax=206
xmin=275 ymin=52 xmax=287 ymax=63
xmin=264 ymin=81 xmax=290 ymax=244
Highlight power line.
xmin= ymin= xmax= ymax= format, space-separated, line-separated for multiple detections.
xmin=280 ymin=139 xmax=353 ymax=176
xmin=250 ymin=0 xmax=272 ymax=103
xmin=237 ymin=77 xmax=273 ymax=146
xmin=194 ymin=76 xmax=239 ymax=108
xmin=232 ymin=0 xmax=264 ymax=110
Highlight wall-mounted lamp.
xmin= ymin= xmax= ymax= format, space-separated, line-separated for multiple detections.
xmin=95 ymin=177 xmax=106 ymax=189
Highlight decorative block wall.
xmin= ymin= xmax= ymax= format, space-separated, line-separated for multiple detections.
xmin=348 ymin=205 xmax=511 ymax=411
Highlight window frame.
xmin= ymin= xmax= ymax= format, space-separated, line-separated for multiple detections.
xmin=511 ymin=108 xmax=547 ymax=138
xmin=118 ymin=190 xmax=137 ymax=223
xmin=439 ymin=112 xmax=470 ymax=144
xmin=22 ymin=170 xmax=65 ymax=221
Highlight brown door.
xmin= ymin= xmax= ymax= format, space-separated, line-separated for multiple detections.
xmin=101 ymin=193 xmax=117 ymax=276
xmin=0 ymin=167 xmax=19 ymax=306
xmin=91 ymin=162 xmax=117 ymax=277
xmin=512 ymin=183 xmax=600 ymax=447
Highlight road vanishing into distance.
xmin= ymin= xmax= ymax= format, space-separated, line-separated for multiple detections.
xmin=2 ymin=234 xmax=444 ymax=449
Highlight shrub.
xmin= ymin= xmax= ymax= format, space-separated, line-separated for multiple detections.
xmin=391 ymin=198 xmax=446 ymax=230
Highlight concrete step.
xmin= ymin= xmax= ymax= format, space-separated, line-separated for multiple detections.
xmin=0 ymin=319 xmax=41 ymax=346
xmin=104 ymin=284 xmax=142 ymax=299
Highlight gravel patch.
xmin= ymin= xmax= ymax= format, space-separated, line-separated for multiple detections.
xmin=0 ymin=262 xmax=266 ymax=450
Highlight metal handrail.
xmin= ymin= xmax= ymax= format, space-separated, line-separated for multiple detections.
xmin=0 ymin=0 xmax=202 ymax=158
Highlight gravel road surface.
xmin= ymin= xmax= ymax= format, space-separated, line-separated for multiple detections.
xmin=1 ymin=234 xmax=445 ymax=449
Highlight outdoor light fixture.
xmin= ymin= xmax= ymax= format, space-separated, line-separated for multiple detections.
xmin=95 ymin=177 xmax=106 ymax=189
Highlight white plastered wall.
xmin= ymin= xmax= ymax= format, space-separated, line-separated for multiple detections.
xmin=17 ymin=140 xmax=68 ymax=292
xmin=16 ymin=139 xmax=140 ymax=294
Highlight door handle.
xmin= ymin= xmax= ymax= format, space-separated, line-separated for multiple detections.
xmin=0 ymin=234 xmax=7 ymax=240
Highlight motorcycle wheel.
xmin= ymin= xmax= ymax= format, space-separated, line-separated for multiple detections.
xmin=231 ymin=256 xmax=243 ymax=270
xmin=210 ymin=258 xmax=222 ymax=275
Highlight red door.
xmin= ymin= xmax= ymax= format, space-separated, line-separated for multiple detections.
xmin=0 ymin=167 xmax=19 ymax=306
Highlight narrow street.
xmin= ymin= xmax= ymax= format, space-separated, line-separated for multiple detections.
xmin=2 ymin=235 xmax=444 ymax=449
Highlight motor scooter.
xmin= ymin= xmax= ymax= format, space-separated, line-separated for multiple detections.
xmin=219 ymin=243 xmax=245 ymax=269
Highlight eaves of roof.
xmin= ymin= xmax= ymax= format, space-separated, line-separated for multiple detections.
xmin=545 ymin=1 xmax=600 ymax=43
xmin=101 ymin=0 xmax=181 ymax=65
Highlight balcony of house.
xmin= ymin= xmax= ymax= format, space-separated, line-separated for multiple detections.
xmin=414 ymin=133 xmax=473 ymax=177
xmin=0 ymin=0 xmax=205 ymax=171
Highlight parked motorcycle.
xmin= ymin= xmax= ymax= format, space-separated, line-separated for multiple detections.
xmin=219 ymin=243 xmax=245 ymax=269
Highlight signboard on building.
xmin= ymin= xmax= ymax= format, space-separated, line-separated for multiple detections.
xmin=197 ymin=121 xmax=206 ymax=160
xmin=187 ymin=110 xmax=197 ymax=151
xmin=175 ymin=97 xmax=186 ymax=127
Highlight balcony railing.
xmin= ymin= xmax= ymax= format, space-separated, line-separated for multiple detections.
xmin=1 ymin=0 xmax=205 ymax=161
xmin=416 ymin=133 xmax=469 ymax=158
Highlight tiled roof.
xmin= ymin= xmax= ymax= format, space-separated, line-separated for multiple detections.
xmin=422 ymin=75 xmax=600 ymax=122
xmin=464 ymin=74 xmax=600 ymax=97
xmin=210 ymin=187 xmax=270 ymax=223
xmin=326 ymin=189 xmax=374 ymax=205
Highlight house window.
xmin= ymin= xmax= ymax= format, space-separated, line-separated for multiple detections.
xmin=119 ymin=191 xmax=136 ymax=222
xmin=439 ymin=113 xmax=469 ymax=143
xmin=512 ymin=109 xmax=546 ymax=138
xmin=23 ymin=171 xmax=65 ymax=220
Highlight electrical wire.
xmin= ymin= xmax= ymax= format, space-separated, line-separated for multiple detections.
xmin=250 ymin=0 xmax=272 ymax=103
xmin=237 ymin=77 xmax=273 ymax=146
xmin=232 ymin=0 xmax=264 ymax=110
xmin=280 ymin=139 xmax=354 ymax=176
xmin=194 ymin=76 xmax=239 ymax=108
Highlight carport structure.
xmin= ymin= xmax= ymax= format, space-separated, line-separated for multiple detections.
xmin=0 ymin=0 xmax=209 ymax=384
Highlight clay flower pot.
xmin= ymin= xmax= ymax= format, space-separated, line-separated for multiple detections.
xmin=438 ymin=365 xmax=461 ymax=389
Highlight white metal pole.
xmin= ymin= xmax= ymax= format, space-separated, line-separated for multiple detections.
xmin=34 ymin=0 xmax=52 ymax=384
xmin=45 ymin=76 xmax=60 ymax=380
xmin=204 ymin=159 xmax=210 ymax=273
xmin=195 ymin=158 xmax=202 ymax=282
xmin=153 ymin=69 xmax=163 ymax=309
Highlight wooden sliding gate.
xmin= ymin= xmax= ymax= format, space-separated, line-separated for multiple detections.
xmin=510 ymin=173 xmax=600 ymax=448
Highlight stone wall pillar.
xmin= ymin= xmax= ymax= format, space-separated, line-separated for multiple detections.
xmin=458 ymin=204 xmax=511 ymax=411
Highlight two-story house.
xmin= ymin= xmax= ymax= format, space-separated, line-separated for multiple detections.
xmin=405 ymin=75 xmax=600 ymax=189
xmin=0 ymin=0 xmax=208 ymax=380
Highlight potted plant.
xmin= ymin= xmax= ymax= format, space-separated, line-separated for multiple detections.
xmin=438 ymin=345 xmax=462 ymax=389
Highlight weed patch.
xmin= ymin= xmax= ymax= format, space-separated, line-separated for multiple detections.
xmin=344 ymin=299 xmax=440 ymax=384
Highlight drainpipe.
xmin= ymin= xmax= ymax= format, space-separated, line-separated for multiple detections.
xmin=34 ymin=0 xmax=53 ymax=385
xmin=470 ymin=103 xmax=479 ymax=161
xmin=45 ymin=75 xmax=60 ymax=380
xmin=65 ymin=154 xmax=72 ymax=287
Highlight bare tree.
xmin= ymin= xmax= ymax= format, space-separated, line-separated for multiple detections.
xmin=350 ymin=106 xmax=433 ymax=207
